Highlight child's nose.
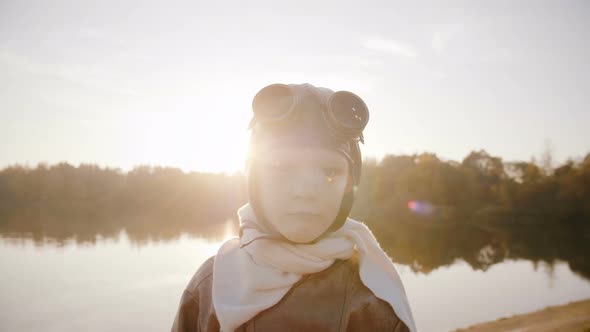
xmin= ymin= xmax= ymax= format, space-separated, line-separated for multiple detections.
xmin=288 ymin=173 xmax=322 ymax=199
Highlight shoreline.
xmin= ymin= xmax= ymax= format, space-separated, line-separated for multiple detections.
xmin=453 ymin=298 xmax=590 ymax=332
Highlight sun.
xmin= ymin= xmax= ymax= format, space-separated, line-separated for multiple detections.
xmin=121 ymin=94 xmax=251 ymax=174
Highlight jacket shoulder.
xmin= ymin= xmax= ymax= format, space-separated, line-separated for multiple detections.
xmin=343 ymin=253 xmax=410 ymax=332
xmin=185 ymin=255 xmax=215 ymax=294
xmin=171 ymin=255 xmax=219 ymax=332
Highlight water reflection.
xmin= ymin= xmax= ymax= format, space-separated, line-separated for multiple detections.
xmin=2 ymin=213 xmax=589 ymax=283
xmin=1 ymin=232 xmax=589 ymax=332
xmin=0 ymin=232 xmax=220 ymax=332
xmin=0 ymin=217 xmax=238 ymax=247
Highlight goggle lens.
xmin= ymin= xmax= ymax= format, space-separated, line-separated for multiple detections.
xmin=328 ymin=91 xmax=369 ymax=131
xmin=252 ymin=84 xmax=295 ymax=121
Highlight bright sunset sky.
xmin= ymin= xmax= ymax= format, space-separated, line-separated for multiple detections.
xmin=1 ymin=1 xmax=589 ymax=173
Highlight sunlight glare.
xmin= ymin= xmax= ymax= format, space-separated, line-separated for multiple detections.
xmin=223 ymin=218 xmax=238 ymax=242
xmin=121 ymin=90 xmax=251 ymax=174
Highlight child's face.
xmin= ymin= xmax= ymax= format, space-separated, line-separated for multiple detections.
xmin=256 ymin=146 xmax=350 ymax=243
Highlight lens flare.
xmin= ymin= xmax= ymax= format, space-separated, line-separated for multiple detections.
xmin=407 ymin=200 xmax=436 ymax=216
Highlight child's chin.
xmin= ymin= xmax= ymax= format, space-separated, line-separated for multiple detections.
xmin=272 ymin=217 xmax=332 ymax=243
xmin=281 ymin=230 xmax=323 ymax=244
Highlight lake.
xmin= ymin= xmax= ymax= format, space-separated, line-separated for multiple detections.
xmin=1 ymin=231 xmax=590 ymax=332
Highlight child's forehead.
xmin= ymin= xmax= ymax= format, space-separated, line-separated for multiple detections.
xmin=258 ymin=147 xmax=347 ymax=164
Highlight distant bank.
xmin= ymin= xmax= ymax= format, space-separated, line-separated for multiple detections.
xmin=454 ymin=298 xmax=590 ymax=332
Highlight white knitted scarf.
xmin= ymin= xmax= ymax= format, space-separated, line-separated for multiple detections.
xmin=212 ymin=203 xmax=417 ymax=332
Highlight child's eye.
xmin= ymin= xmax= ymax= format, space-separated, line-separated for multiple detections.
xmin=323 ymin=167 xmax=343 ymax=178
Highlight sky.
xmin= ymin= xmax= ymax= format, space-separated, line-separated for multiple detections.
xmin=1 ymin=0 xmax=589 ymax=174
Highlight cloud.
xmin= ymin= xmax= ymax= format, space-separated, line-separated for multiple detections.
xmin=431 ymin=23 xmax=464 ymax=54
xmin=0 ymin=50 xmax=144 ymax=107
xmin=363 ymin=38 xmax=418 ymax=59
xmin=477 ymin=48 xmax=518 ymax=63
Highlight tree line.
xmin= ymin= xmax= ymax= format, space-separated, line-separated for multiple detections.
xmin=1 ymin=150 xmax=589 ymax=278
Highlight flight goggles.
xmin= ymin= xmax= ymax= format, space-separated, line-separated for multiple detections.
xmin=249 ymin=83 xmax=369 ymax=144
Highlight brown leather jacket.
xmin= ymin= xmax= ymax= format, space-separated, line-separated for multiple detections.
xmin=171 ymin=253 xmax=410 ymax=332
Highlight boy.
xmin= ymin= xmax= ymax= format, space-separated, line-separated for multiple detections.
xmin=172 ymin=83 xmax=417 ymax=332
